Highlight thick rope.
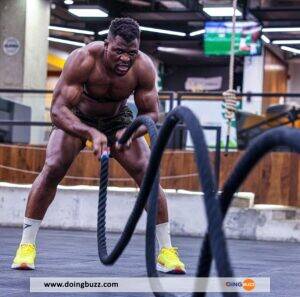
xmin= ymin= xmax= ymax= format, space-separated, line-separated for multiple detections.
xmin=97 ymin=107 xmax=236 ymax=297
xmin=97 ymin=116 xmax=159 ymax=264
xmin=229 ymin=0 xmax=238 ymax=92
xmin=96 ymin=110 xmax=300 ymax=296
xmin=224 ymin=0 xmax=238 ymax=154
xmin=144 ymin=107 xmax=236 ymax=297
xmin=195 ymin=126 xmax=300 ymax=297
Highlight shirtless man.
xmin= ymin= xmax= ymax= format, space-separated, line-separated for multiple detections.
xmin=12 ymin=18 xmax=185 ymax=274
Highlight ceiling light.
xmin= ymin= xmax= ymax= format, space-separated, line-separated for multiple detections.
xmin=140 ymin=26 xmax=186 ymax=37
xmin=160 ymin=1 xmax=186 ymax=9
xmin=261 ymin=34 xmax=270 ymax=44
xmin=64 ymin=0 xmax=74 ymax=5
xmin=98 ymin=26 xmax=186 ymax=37
xmin=49 ymin=26 xmax=95 ymax=35
xmin=263 ymin=27 xmax=300 ymax=33
xmin=48 ymin=37 xmax=85 ymax=47
xmin=203 ymin=7 xmax=242 ymax=17
xmin=157 ymin=46 xmax=200 ymax=55
xmin=189 ymin=29 xmax=205 ymax=37
xmin=281 ymin=46 xmax=300 ymax=54
xmin=127 ymin=0 xmax=150 ymax=6
xmin=273 ymin=40 xmax=300 ymax=45
xmin=98 ymin=29 xmax=109 ymax=35
xmin=157 ymin=46 xmax=177 ymax=53
xmin=68 ymin=6 xmax=108 ymax=17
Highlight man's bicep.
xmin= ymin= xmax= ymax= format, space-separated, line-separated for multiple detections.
xmin=135 ymin=60 xmax=159 ymax=113
xmin=52 ymin=49 xmax=93 ymax=108
xmin=134 ymin=86 xmax=159 ymax=114
xmin=52 ymin=82 xmax=82 ymax=109
xmin=60 ymin=83 xmax=83 ymax=106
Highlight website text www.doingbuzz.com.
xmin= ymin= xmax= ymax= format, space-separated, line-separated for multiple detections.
xmin=44 ymin=280 xmax=118 ymax=290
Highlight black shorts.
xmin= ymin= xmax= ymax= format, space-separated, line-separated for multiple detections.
xmin=73 ymin=105 xmax=134 ymax=146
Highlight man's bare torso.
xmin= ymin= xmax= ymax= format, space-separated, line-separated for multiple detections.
xmin=75 ymin=42 xmax=143 ymax=118
xmin=51 ymin=32 xmax=158 ymax=156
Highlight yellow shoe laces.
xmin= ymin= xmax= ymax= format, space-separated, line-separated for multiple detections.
xmin=162 ymin=247 xmax=180 ymax=259
xmin=19 ymin=244 xmax=35 ymax=256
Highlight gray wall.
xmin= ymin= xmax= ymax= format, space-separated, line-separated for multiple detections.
xmin=0 ymin=184 xmax=299 ymax=242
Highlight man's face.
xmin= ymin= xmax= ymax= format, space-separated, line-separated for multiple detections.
xmin=105 ymin=35 xmax=139 ymax=76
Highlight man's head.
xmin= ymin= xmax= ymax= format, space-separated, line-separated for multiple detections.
xmin=104 ymin=18 xmax=140 ymax=76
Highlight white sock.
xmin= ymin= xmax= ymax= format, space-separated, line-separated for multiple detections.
xmin=156 ymin=222 xmax=172 ymax=250
xmin=20 ymin=217 xmax=42 ymax=245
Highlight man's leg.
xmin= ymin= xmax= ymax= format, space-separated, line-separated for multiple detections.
xmin=111 ymin=137 xmax=168 ymax=224
xmin=111 ymin=137 xmax=186 ymax=274
xmin=12 ymin=129 xmax=84 ymax=270
xmin=25 ymin=129 xmax=84 ymax=219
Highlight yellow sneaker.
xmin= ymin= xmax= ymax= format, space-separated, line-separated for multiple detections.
xmin=11 ymin=243 xmax=36 ymax=270
xmin=156 ymin=247 xmax=186 ymax=274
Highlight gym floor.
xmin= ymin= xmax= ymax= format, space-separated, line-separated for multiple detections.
xmin=1 ymin=227 xmax=298 ymax=297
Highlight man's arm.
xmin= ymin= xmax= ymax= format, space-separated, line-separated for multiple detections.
xmin=51 ymin=48 xmax=95 ymax=140
xmin=132 ymin=55 xmax=159 ymax=139
xmin=51 ymin=48 xmax=108 ymax=157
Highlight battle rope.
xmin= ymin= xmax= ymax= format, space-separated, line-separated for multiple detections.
xmin=97 ymin=109 xmax=300 ymax=297
xmin=195 ymin=126 xmax=300 ymax=297
xmin=144 ymin=107 xmax=236 ymax=297
xmin=97 ymin=106 xmax=236 ymax=297
xmin=97 ymin=115 xmax=159 ymax=264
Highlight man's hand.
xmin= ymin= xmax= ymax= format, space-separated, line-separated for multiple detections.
xmin=115 ymin=128 xmax=133 ymax=151
xmin=88 ymin=128 xmax=109 ymax=158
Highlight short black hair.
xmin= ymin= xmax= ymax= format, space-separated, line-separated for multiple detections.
xmin=108 ymin=17 xmax=140 ymax=43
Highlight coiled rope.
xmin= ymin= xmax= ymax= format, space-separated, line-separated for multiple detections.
xmin=97 ymin=106 xmax=236 ymax=297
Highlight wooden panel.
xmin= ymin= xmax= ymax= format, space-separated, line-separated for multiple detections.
xmin=259 ymin=153 xmax=288 ymax=205
xmin=0 ymin=145 xmax=299 ymax=207
xmin=262 ymin=48 xmax=288 ymax=114
xmin=288 ymin=153 xmax=299 ymax=207
xmin=218 ymin=151 xmax=264 ymax=204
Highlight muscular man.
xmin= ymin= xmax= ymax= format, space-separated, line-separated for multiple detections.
xmin=12 ymin=18 xmax=185 ymax=274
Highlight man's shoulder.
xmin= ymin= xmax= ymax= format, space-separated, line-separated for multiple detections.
xmin=70 ymin=41 xmax=104 ymax=62
xmin=63 ymin=42 xmax=104 ymax=80
xmin=131 ymin=52 xmax=156 ymax=89
xmin=85 ymin=41 xmax=105 ymax=56
xmin=134 ymin=51 xmax=155 ymax=76
xmin=136 ymin=51 xmax=153 ymax=67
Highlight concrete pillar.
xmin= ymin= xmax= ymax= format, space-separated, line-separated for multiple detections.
xmin=0 ymin=0 xmax=50 ymax=144
xmin=242 ymin=53 xmax=264 ymax=114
